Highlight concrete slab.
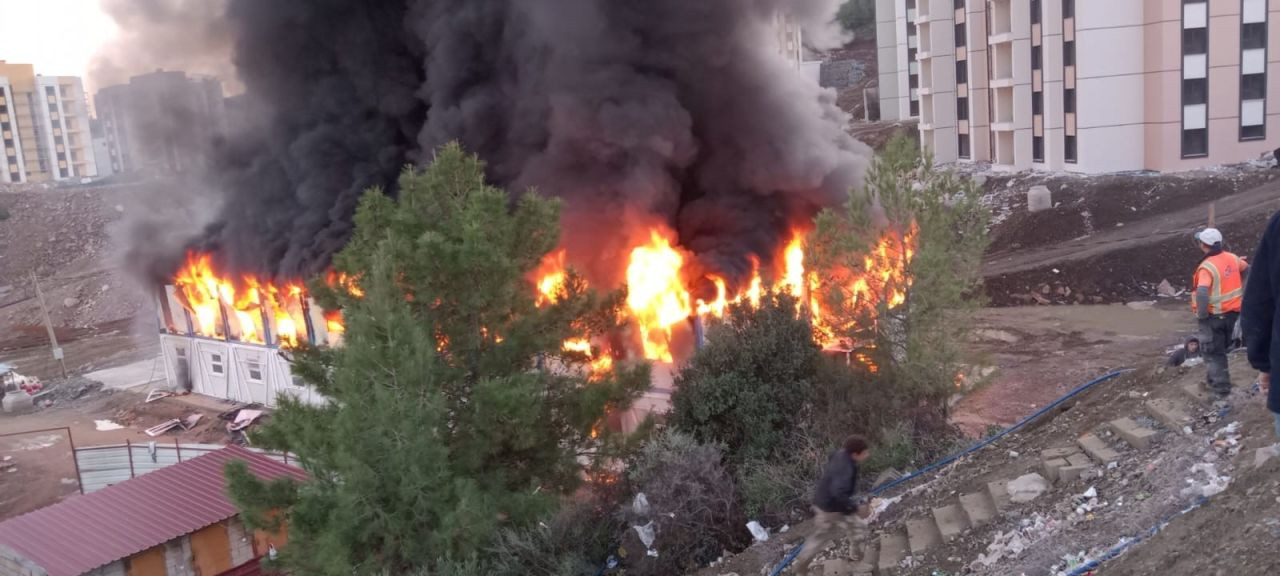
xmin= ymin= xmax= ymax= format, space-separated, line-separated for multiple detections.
xmin=84 ymin=356 xmax=167 ymax=391
xmin=1109 ymin=417 xmax=1158 ymax=449
xmin=1145 ymin=398 xmax=1193 ymax=431
xmin=906 ymin=517 xmax=943 ymax=554
xmin=878 ymin=532 xmax=909 ymax=572
xmin=959 ymin=492 xmax=997 ymax=528
xmin=822 ymin=558 xmax=857 ymax=576
xmin=1077 ymin=433 xmax=1121 ymax=463
xmin=1041 ymin=446 xmax=1081 ymax=459
xmin=987 ymin=480 xmax=1012 ymax=512
xmin=1256 ymin=445 xmax=1278 ymax=468
xmin=853 ymin=541 xmax=877 ymax=574
xmin=1180 ymin=380 xmax=1211 ymax=403
xmin=1059 ymin=465 xmax=1090 ymax=482
xmin=1042 ymin=457 xmax=1069 ymax=481
xmin=932 ymin=503 xmax=971 ymax=540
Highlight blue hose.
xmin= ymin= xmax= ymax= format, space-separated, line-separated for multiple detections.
xmin=1063 ymin=497 xmax=1207 ymax=576
xmin=764 ymin=368 xmax=1133 ymax=576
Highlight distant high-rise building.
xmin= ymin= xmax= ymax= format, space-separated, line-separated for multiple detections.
xmin=95 ymin=70 xmax=226 ymax=176
xmin=879 ymin=0 xmax=1278 ymax=173
xmin=0 ymin=61 xmax=97 ymax=183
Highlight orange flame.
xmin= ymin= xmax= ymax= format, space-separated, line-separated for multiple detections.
xmin=563 ymin=338 xmax=614 ymax=377
xmin=171 ymin=251 xmax=348 ymax=348
xmin=534 ymin=249 xmax=568 ymax=306
xmin=625 ymin=229 xmax=692 ymax=362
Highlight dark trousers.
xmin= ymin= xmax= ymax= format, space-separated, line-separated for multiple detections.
xmin=1199 ymin=312 xmax=1239 ymax=396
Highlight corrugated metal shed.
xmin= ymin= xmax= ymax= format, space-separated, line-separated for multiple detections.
xmin=75 ymin=443 xmax=293 ymax=494
xmin=0 ymin=445 xmax=305 ymax=576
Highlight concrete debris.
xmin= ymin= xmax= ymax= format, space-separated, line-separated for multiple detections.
xmin=1008 ymin=473 xmax=1049 ymax=503
xmin=94 ymin=419 xmax=124 ymax=431
xmin=1027 ymin=186 xmax=1052 ymax=212
xmin=1156 ymin=279 xmax=1180 ymax=297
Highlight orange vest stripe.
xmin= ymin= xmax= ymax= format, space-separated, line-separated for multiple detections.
xmin=1191 ymin=252 xmax=1243 ymax=314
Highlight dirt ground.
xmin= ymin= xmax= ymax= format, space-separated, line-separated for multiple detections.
xmin=0 ymin=387 xmax=249 ymax=522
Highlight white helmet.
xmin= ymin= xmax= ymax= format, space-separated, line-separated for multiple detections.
xmin=1196 ymin=227 xmax=1223 ymax=246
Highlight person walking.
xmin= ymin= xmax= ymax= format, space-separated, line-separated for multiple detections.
xmin=792 ymin=436 xmax=873 ymax=573
xmin=1241 ymin=212 xmax=1280 ymax=445
xmin=1192 ymin=228 xmax=1248 ymax=400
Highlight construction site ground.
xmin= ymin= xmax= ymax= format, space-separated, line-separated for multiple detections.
xmin=4 ymin=161 xmax=1280 ymax=571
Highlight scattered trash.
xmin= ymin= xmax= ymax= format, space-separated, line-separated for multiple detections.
xmin=633 ymin=521 xmax=656 ymax=549
xmin=1080 ymin=487 xmax=1098 ymax=499
xmin=746 ymin=521 xmax=769 ymax=542
xmin=144 ymin=419 xmax=182 ymax=437
xmin=971 ymin=513 xmax=1059 ymax=569
xmin=779 ymin=524 xmax=790 ymax=533
xmin=181 ymin=413 xmax=203 ymax=430
xmin=1008 ymin=450 xmax=1020 ymax=458
xmin=632 ymin=493 xmax=651 ymax=516
xmin=1181 ymin=462 xmax=1231 ymax=498
xmin=1212 ymin=421 xmax=1244 ymax=456
xmin=94 ymin=420 xmax=124 ymax=432
xmin=1156 ymin=279 xmax=1178 ymax=297
xmin=1008 ymin=473 xmax=1049 ymax=503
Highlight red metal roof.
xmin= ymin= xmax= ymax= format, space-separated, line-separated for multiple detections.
xmin=0 ymin=445 xmax=305 ymax=576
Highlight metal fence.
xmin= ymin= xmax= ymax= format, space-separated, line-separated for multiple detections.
xmin=74 ymin=440 xmax=292 ymax=494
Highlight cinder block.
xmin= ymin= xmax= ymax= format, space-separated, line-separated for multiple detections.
xmin=987 ymin=480 xmax=1012 ymax=512
xmin=1041 ymin=446 xmax=1081 ymax=459
xmin=1066 ymin=453 xmax=1092 ymax=467
xmin=1042 ymin=457 xmax=1070 ymax=481
xmin=932 ymin=503 xmax=971 ymax=540
xmin=878 ymin=532 xmax=909 ymax=572
xmin=1109 ymin=417 xmax=1157 ymax=449
xmin=1145 ymin=398 xmax=1193 ymax=431
xmin=959 ymin=491 xmax=997 ymax=528
xmin=823 ymin=558 xmax=856 ymax=576
xmin=1077 ymin=433 xmax=1120 ymax=463
xmin=1059 ymin=464 xmax=1090 ymax=482
xmin=906 ymin=517 xmax=943 ymax=554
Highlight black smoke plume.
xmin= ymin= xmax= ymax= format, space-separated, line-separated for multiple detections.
xmin=146 ymin=0 xmax=872 ymax=287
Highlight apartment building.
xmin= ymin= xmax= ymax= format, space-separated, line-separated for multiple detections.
xmin=878 ymin=0 xmax=1279 ymax=174
xmin=0 ymin=61 xmax=97 ymax=183
xmin=95 ymin=69 xmax=226 ymax=176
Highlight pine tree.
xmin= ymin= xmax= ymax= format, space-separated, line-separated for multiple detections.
xmin=810 ymin=133 xmax=989 ymax=402
xmin=227 ymin=143 xmax=650 ymax=574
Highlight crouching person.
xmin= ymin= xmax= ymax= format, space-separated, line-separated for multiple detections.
xmin=792 ymin=435 xmax=873 ymax=573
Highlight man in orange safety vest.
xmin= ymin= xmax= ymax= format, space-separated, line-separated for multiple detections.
xmin=1192 ymin=228 xmax=1248 ymax=399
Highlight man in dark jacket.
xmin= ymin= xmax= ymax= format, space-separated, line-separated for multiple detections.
xmin=792 ymin=436 xmax=873 ymax=573
xmin=1242 ymin=212 xmax=1280 ymax=444
xmin=1167 ymin=336 xmax=1203 ymax=368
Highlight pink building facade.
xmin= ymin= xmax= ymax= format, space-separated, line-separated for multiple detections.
xmin=879 ymin=0 xmax=1279 ymax=173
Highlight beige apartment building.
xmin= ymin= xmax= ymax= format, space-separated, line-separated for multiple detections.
xmin=0 ymin=61 xmax=97 ymax=183
xmin=879 ymin=0 xmax=1278 ymax=174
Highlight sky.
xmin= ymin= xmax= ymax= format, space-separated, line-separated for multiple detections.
xmin=0 ymin=0 xmax=119 ymax=88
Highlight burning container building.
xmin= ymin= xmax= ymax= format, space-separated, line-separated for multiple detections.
xmin=153 ymin=254 xmax=342 ymax=408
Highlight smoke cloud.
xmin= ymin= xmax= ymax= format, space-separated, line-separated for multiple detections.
xmin=146 ymin=0 xmax=873 ymax=288
xmin=90 ymin=0 xmax=238 ymax=93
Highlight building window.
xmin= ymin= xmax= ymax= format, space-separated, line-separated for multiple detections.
xmin=1065 ymin=135 xmax=1078 ymax=162
xmin=958 ymin=97 xmax=969 ymax=120
xmin=211 ymin=353 xmax=224 ymax=375
xmin=955 ymin=23 xmax=965 ymax=47
xmin=1183 ymin=128 xmax=1208 ymax=156
xmin=1032 ymin=46 xmax=1042 ymax=70
xmin=1183 ymin=28 xmax=1208 ymax=55
xmin=909 ymin=100 xmax=920 ymax=116
xmin=956 ymin=60 xmax=968 ymax=83
xmin=247 ymin=359 xmax=263 ymax=382
xmin=1243 ymin=124 xmax=1266 ymax=140
xmin=1183 ymin=78 xmax=1208 ymax=104
xmin=1033 ymin=136 xmax=1044 ymax=162
xmin=1031 ymin=0 xmax=1042 ymax=24
xmin=1242 ymin=74 xmax=1267 ymax=100
xmin=1243 ymin=22 xmax=1267 ymax=50
xmin=958 ymin=134 xmax=971 ymax=158
xmin=1064 ymin=89 xmax=1076 ymax=113
xmin=1063 ymin=41 xmax=1076 ymax=66
xmin=955 ymin=0 xmax=965 ymax=9
xmin=1063 ymin=0 xmax=1074 ymax=18
xmin=1033 ymin=92 xmax=1043 ymax=115
xmin=909 ymin=74 xmax=919 ymax=89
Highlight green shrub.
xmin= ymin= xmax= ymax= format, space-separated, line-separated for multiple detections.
xmin=0 ymin=206 xmax=10 ymax=222
xmin=488 ymin=499 xmax=623 ymax=576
